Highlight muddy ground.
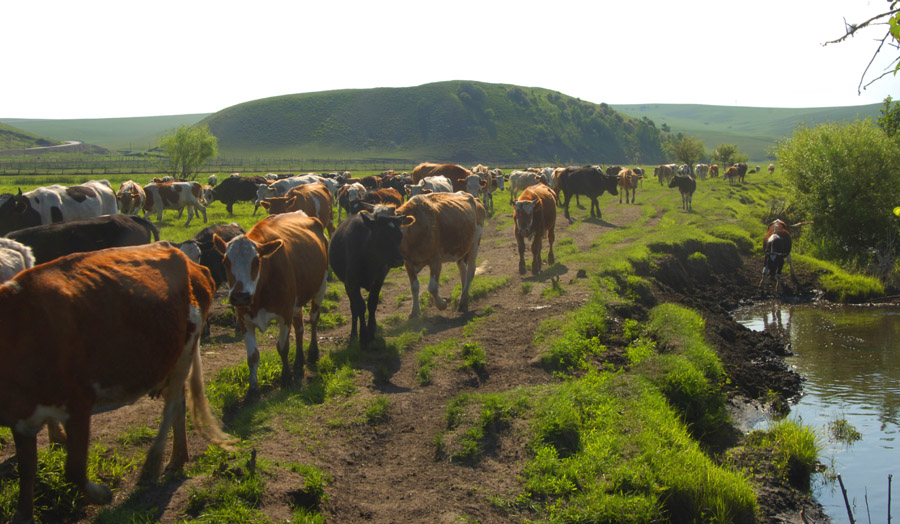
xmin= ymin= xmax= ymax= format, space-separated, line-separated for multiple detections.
xmin=0 ymin=193 xmax=830 ymax=523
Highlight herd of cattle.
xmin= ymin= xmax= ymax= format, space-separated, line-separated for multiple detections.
xmin=0 ymin=160 xmax=779 ymax=522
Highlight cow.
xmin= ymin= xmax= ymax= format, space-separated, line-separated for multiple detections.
xmin=183 ymin=223 xmax=246 ymax=289
xmin=393 ymin=192 xmax=485 ymax=318
xmin=411 ymin=162 xmax=472 ymax=192
xmin=0 ymin=180 xmax=119 ymax=236
xmin=723 ymin=165 xmax=740 ymax=186
xmin=0 ymin=243 xmax=235 ymax=524
xmin=464 ymin=174 xmax=487 ymax=199
xmin=633 ymin=167 xmax=645 ymax=188
xmin=352 ymin=187 xmax=404 ymax=215
xmin=508 ymin=170 xmax=549 ymax=203
xmin=405 ymin=175 xmax=453 ymax=198
xmin=337 ymin=182 xmax=368 ymax=221
xmin=513 ymin=184 xmax=556 ymax=276
xmin=759 ymin=219 xmax=798 ymax=294
xmin=735 ymin=162 xmax=749 ymax=182
xmin=329 ymin=206 xmax=408 ymax=350
xmin=0 ymin=238 xmax=34 ymax=282
xmin=214 ymin=211 xmax=329 ymax=398
xmin=359 ymin=175 xmax=384 ymax=191
xmin=605 ymin=166 xmax=623 ymax=177
xmin=6 ymin=214 xmax=160 ymax=265
xmin=654 ymin=164 xmax=677 ymax=186
xmin=709 ymin=164 xmax=720 ymax=178
xmin=143 ymin=181 xmax=207 ymax=227
xmin=557 ymin=166 xmax=619 ymax=222
xmin=695 ymin=164 xmax=709 ymax=180
xmin=210 ymin=175 xmax=268 ymax=215
xmin=116 ymin=180 xmax=146 ymax=215
xmin=381 ymin=173 xmax=414 ymax=199
xmin=768 ymin=163 xmax=776 ymax=175
xmin=749 ymin=165 xmax=761 ymax=174
xmin=259 ymin=183 xmax=335 ymax=235
xmin=668 ymin=175 xmax=697 ymax=211
xmin=617 ymin=168 xmax=641 ymax=204
xmin=253 ymin=174 xmax=321 ymax=215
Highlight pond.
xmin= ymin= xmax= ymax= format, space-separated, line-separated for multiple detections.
xmin=732 ymin=302 xmax=900 ymax=523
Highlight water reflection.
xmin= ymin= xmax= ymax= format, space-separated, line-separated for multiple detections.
xmin=733 ymin=302 xmax=900 ymax=523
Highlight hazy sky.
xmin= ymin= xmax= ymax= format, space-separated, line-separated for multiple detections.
xmin=4 ymin=0 xmax=899 ymax=119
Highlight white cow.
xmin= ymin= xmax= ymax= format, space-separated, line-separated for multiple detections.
xmin=0 ymin=238 xmax=34 ymax=282
xmin=405 ymin=175 xmax=453 ymax=198
xmin=508 ymin=170 xmax=549 ymax=203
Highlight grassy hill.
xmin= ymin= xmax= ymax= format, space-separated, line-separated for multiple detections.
xmin=201 ymin=81 xmax=667 ymax=164
xmin=0 ymin=122 xmax=61 ymax=151
xmin=613 ymin=103 xmax=883 ymax=161
xmin=0 ymin=114 xmax=209 ymax=152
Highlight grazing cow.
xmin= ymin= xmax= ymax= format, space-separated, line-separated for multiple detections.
xmin=654 ymin=164 xmax=677 ymax=186
xmin=405 ymin=175 xmax=453 ymax=198
xmin=411 ymin=162 xmax=472 ymax=192
xmin=508 ymin=170 xmax=549 ymax=203
xmin=617 ymin=168 xmax=641 ymax=204
xmin=668 ymin=175 xmax=697 ymax=211
xmin=723 ymin=165 xmax=740 ymax=185
xmin=211 ymin=175 xmax=268 ymax=215
xmin=7 ymin=214 xmax=159 ymax=264
xmin=557 ymin=166 xmax=619 ymax=222
xmin=394 ymin=192 xmax=485 ymax=318
xmin=0 ymin=243 xmax=234 ymax=524
xmin=0 ymin=238 xmax=34 ymax=282
xmin=337 ymin=182 xmax=368 ymax=221
xmin=695 ymin=164 xmax=709 ymax=179
xmin=749 ymin=165 xmax=761 ymax=174
xmin=709 ymin=164 xmax=720 ymax=178
xmin=0 ymin=180 xmax=119 ymax=236
xmin=260 ymin=183 xmax=335 ymax=235
xmin=143 ymin=181 xmax=207 ymax=226
xmin=116 ymin=180 xmax=146 ymax=215
xmin=513 ymin=184 xmax=556 ymax=275
xmin=768 ymin=163 xmax=776 ymax=175
xmin=329 ymin=206 xmax=408 ymax=350
xmin=759 ymin=219 xmax=798 ymax=294
xmin=214 ymin=211 xmax=329 ymax=397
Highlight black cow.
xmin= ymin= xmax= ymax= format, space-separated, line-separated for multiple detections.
xmin=210 ymin=176 xmax=267 ymax=215
xmin=6 ymin=214 xmax=159 ymax=264
xmin=758 ymin=219 xmax=798 ymax=294
xmin=735 ymin=162 xmax=749 ymax=183
xmin=184 ymin=223 xmax=246 ymax=288
xmin=328 ymin=207 xmax=406 ymax=351
xmin=668 ymin=175 xmax=697 ymax=211
xmin=557 ymin=166 xmax=619 ymax=222
xmin=381 ymin=174 xmax=413 ymax=199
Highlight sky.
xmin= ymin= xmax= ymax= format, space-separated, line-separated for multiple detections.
xmin=3 ymin=0 xmax=899 ymax=120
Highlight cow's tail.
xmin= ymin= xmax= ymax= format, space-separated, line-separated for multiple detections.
xmin=130 ymin=215 xmax=160 ymax=242
xmin=187 ymin=347 xmax=238 ymax=450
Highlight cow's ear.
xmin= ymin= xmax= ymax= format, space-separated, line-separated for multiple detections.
xmin=401 ymin=216 xmax=416 ymax=228
xmin=213 ymin=234 xmax=228 ymax=255
xmin=257 ymin=239 xmax=283 ymax=258
xmin=260 ymin=200 xmax=271 ymax=210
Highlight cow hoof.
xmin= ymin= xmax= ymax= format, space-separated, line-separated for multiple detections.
xmin=435 ymin=300 xmax=448 ymax=311
xmin=518 ymin=264 xmax=527 ymax=275
xmin=244 ymin=388 xmax=261 ymax=403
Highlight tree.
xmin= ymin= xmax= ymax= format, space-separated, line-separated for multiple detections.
xmin=825 ymin=2 xmax=900 ymax=94
xmin=158 ymin=124 xmax=218 ymax=181
xmin=664 ymin=135 xmax=705 ymax=172
xmin=878 ymin=95 xmax=900 ymax=137
xmin=710 ymin=144 xmax=748 ymax=168
xmin=776 ymin=120 xmax=900 ymax=266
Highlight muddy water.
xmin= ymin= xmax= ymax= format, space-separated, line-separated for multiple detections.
xmin=732 ymin=302 xmax=900 ymax=523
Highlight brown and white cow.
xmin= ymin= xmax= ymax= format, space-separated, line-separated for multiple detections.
xmin=759 ymin=219 xmax=798 ymax=294
xmin=514 ymin=184 xmax=556 ymax=275
xmin=709 ymin=164 xmax=720 ymax=178
xmin=259 ymin=182 xmax=335 ymax=235
xmin=394 ymin=192 xmax=485 ymax=318
xmin=411 ymin=162 xmax=473 ymax=192
xmin=337 ymin=182 xmax=368 ymax=222
xmin=654 ymin=164 xmax=677 ymax=186
xmin=0 ymin=243 xmax=234 ymax=523
xmin=617 ymin=168 xmax=641 ymax=204
xmin=214 ymin=211 xmax=329 ymax=398
xmin=116 ymin=180 xmax=146 ymax=215
xmin=143 ymin=181 xmax=207 ymax=226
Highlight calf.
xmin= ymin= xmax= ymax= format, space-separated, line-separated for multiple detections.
xmin=514 ymin=184 xmax=556 ymax=275
xmin=214 ymin=211 xmax=329 ymax=397
xmin=394 ymin=192 xmax=485 ymax=318
xmin=668 ymin=175 xmax=697 ymax=211
xmin=759 ymin=219 xmax=798 ymax=294
xmin=0 ymin=238 xmax=34 ymax=282
xmin=0 ymin=244 xmax=234 ymax=524
xmin=617 ymin=168 xmax=641 ymax=204
xmin=329 ymin=207 xmax=407 ymax=350
xmin=116 ymin=180 xmax=146 ymax=215
xmin=260 ymin=182 xmax=335 ymax=235
xmin=7 ymin=214 xmax=159 ymax=264
xmin=143 ymin=181 xmax=207 ymax=226
xmin=557 ymin=166 xmax=619 ymax=222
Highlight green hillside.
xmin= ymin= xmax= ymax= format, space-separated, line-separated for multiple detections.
xmin=613 ymin=103 xmax=882 ymax=161
xmin=0 ymin=114 xmax=209 ymax=151
xmin=0 ymin=122 xmax=60 ymax=151
xmin=201 ymin=81 xmax=668 ymax=164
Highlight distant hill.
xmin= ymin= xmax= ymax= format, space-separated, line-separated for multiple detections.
xmin=612 ymin=103 xmax=883 ymax=161
xmin=0 ymin=122 xmax=61 ymax=151
xmin=0 ymin=114 xmax=209 ymax=151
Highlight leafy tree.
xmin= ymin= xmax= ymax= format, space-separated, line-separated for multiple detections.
xmin=664 ymin=135 xmax=705 ymax=172
xmin=710 ymin=144 xmax=747 ymax=168
xmin=776 ymin=120 xmax=900 ymax=266
xmin=825 ymin=3 xmax=900 ymax=93
xmin=158 ymin=124 xmax=218 ymax=181
xmin=878 ymin=95 xmax=900 ymax=137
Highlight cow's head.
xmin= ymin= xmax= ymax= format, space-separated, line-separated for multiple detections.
xmin=513 ymin=199 xmax=537 ymax=238
xmin=260 ymin=196 xmax=293 ymax=215
xmin=214 ymin=234 xmax=283 ymax=307
xmin=0 ymin=190 xmax=41 ymax=236
xmin=361 ymin=206 xmax=411 ymax=268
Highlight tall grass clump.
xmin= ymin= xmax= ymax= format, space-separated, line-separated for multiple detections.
xmin=745 ymin=418 xmax=821 ymax=490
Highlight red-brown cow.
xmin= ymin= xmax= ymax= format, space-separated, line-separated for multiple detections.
xmin=394 ymin=192 xmax=485 ymax=318
xmin=411 ymin=162 xmax=473 ymax=192
xmin=259 ymin=182 xmax=335 ymax=235
xmin=143 ymin=181 xmax=207 ymax=226
xmin=514 ymin=184 xmax=557 ymax=275
xmin=116 ymin=180 xmax=146 ymax=215
xmin=617 ymin=168 xmax=641 ymax=204
xmin=214 ymin=211 xmax=329 ymax=398
xmin=0 ymin=244 xmax=234 ymax=524
xmin=758 ymin=219 xmax=798 ymax=294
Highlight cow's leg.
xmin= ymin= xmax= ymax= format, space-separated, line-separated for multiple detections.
xmin=227 ymin=202 xmax=234 ymax=216
xmin=183 ymin=205 xmax=194 ymax=227
xmin=547 ymin=225 xmax=555 ymax=266
xmin=199 ymin=203 xmax=207 ymax=223
xmin=631 ymin=188 xmax=636 ymax=204
xmin=167 ymin=396 xmax=189 ymax=472
xmin=563 ymin=193 xmax=573 ymax=224
xmin=243 ymin=328 xmax=262 ymax=399
xmin=12 ymin=431 xmax=37 ymax=524
xmin=530 ymin=232 xmax=543 ymax=276
xmin=365 ymin=273 xmax=388 ymax=349
xmin=429 ymin=260 xmax=448 ymax=311
xmin=619 ymin=190 xmax=623 ymax=204
xmin=46 ymin=420 xmax=67 ymax=446
xmin=305 ymin=273 xmax=327 ymax=369
xmin=787 ymin=254 xmax=799 ymax=285
xmin=344 ymin=282 xmax=365 ymax=342
xmin=758 ymin=264 xmax=770 ymax=292
xmin=276 ymin=318 xmax=294 ymax=386
xmin=406 ymin=263 xmax=423 ymax=319
xmin=457 ymin=248 xmax=479 ymax=313
xmin=64 ymin=407 xmax=112 ymax=504
xmin=516 ymin=231 xmax=527 ymax=275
